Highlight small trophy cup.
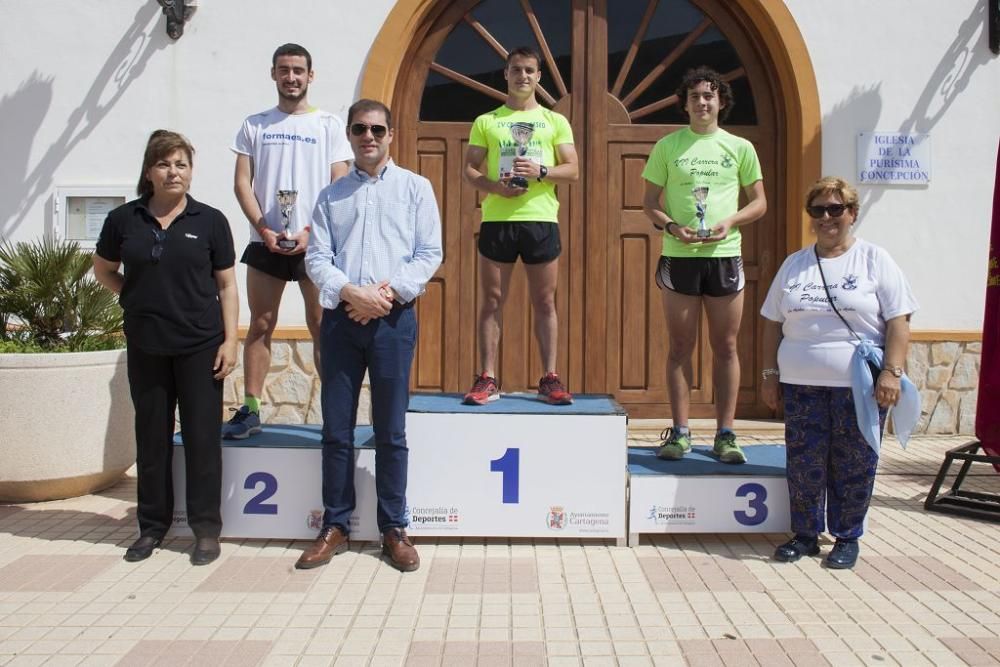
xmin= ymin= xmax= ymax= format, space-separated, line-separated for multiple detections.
xmin=276 ymin=189 xmax=298 ymax=250
xmin=508 ymin=122 xmax=535 ymax=189
xmin=692 ymin=185 xmax=711 ymax=239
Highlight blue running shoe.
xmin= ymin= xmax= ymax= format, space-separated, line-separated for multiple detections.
xmin=222 ymin=406 xmax=262 ymax=440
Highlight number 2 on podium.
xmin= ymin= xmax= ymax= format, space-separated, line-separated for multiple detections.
xmin=244 ymin=471 xmax=279 ymax=515
xmin=490 ymin=448 xmax=520 ymax=504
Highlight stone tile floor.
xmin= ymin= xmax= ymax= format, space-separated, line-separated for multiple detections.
xmin=1 ymin=433 xmax=998 ymax=666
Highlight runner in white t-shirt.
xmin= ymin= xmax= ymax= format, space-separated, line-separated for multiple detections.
xmin=224 ymin=43 xmax=353 ymax=439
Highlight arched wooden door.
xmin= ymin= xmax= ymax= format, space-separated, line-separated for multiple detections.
xmin=394 ymin=0 xmax=782 ymax=418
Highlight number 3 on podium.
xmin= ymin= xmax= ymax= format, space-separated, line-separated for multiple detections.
xmin=734 ymin=482 xmax=768 ymax=526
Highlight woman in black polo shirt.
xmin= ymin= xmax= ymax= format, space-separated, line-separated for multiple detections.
xmin=93 ymin=130 xmax=238 ymax=566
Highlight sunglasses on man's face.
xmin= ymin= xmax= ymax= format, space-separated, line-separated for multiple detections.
xmin=151 ymin=228 xmax=167 ymax=264
xmin=806 ymin=204 xmax=849 ymax=219
xmin=350 ymin=123 xmax=388 ymax=139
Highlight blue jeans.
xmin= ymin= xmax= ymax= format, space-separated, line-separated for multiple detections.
xmin=319 ymin=305 xmax=416 ymax=533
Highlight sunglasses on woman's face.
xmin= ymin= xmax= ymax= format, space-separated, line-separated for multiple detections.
xmin=806 ymin=204 xmax=849 ymax=219
xmin=350 ymin=123 xmax=388 ymax=139
xmin=151 ymin=228 xmax=167 ymax=264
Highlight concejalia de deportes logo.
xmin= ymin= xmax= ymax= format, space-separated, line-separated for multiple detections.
xmin=410 ymin=506 xmax=460 ymax=527
xmin=647 ymin=505 xmax=696 ymax=524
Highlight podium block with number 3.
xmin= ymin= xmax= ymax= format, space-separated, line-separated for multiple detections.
xmin=627 ymin=445 xmax=790 ymax=544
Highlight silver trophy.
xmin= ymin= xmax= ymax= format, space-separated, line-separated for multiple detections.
xmin=508 ymin=122 xmax=535 ymax=188
xmin=692 ymin=185 xmax=711 ymax=239
xmin=276 ymin=189 xmax=298 ymax=250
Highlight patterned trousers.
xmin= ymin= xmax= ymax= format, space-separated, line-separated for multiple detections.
xmin=782 ymin=383 xmax=884 ymax=539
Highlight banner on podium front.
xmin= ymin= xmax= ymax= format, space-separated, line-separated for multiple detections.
xmin=169 ymin=446 xmax=382 ymax=541
xmin=629 ymin=475 xmax=790 ymax=536
xmin=404 ymin=411 xmax=627 ymax=539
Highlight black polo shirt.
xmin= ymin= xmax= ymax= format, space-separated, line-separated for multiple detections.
xmin=96 ymin=195 xmax=235 ymax=355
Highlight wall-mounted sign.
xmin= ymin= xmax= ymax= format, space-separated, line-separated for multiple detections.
xmin=857 ymin=132 xmax=930 ymax=185
xmin=54 ymin=186 xmax=130 ymax=248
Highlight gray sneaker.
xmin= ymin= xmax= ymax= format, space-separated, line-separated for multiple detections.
xmin=713 ymin=431 xmax=746 ymax=464
xmin=656 ymin=427 xmax=692 ymax=460
xmin=222 ymin=406 xmax=262 ymax=440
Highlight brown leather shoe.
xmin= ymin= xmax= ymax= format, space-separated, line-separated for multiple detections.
xmin=295 ymin=526 xmax=349 ymax=569
xmin=382 ymin=528 xmax=419 ymax=572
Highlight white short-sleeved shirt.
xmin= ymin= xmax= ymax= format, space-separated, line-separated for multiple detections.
xmin=760 ymin=238 xmax=918 ymax=387
xmin=232 ymin=107 xmax=353 ymax=241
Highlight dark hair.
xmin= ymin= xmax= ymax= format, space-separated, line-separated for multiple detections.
xmin=272 ymin=43 xmax=312 ymax=71
xmin=675 ymin=66 xmax=735 ymax=122
xmin=137 ymin=130 xmax=194 ymax=197
xmin=347 ymin=98 xmax=393 ymax=130
xmin=505 ymin=46 xmax=542 ymax=70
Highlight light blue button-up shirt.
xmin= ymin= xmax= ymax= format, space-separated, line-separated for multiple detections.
xmin=306 ymin=160 xmax=442 ymax=309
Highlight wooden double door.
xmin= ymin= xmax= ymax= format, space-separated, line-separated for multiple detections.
xmin=392 ymin=0 xmax=783 ymax=418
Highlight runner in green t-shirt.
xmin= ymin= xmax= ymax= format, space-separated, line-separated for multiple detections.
xmin=641 ymin=67 xmax=767 ymax=464
xmin=462 ymin=47 xmax=580 ymax=406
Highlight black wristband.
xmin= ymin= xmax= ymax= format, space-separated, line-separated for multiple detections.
xmin=665 ymin=222 xmax=678 ymax=236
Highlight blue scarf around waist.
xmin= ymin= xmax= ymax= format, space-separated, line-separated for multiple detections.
xmin=851 ymin=339 xmax=920 ymax=453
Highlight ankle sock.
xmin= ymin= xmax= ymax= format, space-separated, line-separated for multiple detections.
xmin=673 ymin=425 xmax=690 ymax=436
xmin=718 ymin=427 xmax=735 ymax=436
xmin=244 ymin=396 xmax=261 ymax=414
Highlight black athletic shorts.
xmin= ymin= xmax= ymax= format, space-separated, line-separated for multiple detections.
xmin=478 ymin=221 xmax=561 ymax=264
xmin=655 ymin=256 xmax=745 ymax=297
xmin=241 ymin=242 xmax=307 ymax=282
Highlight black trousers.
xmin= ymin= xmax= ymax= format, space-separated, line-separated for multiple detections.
xmin=126 ymin=344 xmax=223 ymax=539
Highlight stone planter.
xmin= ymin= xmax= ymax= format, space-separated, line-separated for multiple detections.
xmin=0 ymin=348 xmax=135 ymax=502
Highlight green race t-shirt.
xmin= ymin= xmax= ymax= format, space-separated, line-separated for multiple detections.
xmin=642 ymin=127 xmax=762 ymax=257
xmin=469 ymin=105 xmax=574 ymax=223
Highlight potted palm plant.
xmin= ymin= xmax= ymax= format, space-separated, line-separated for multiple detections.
xmin=0 ymin=238 xmax=134 ymax=502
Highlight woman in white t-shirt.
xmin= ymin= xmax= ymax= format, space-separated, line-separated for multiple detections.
xmin=760 ymin=176 xmax=917 ymax=570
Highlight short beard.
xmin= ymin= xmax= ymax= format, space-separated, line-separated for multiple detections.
xmin=277 ymin=85 xmax=307 ymax=104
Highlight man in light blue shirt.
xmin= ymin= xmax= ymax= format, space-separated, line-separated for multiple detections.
xmin=299 ymin=99 xmax=442 ymax=572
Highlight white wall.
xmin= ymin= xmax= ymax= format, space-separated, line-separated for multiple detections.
xmin=786 ymin=0 xmax=1000 ymax=330
xmin=2 ymin=1 xmax=998 ymax=330
xmin=0 ymin=0 xmax=396 ymax=328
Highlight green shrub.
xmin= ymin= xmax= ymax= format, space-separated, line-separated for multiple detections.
xmin=0 ymin=238 xmax=124 ymax=352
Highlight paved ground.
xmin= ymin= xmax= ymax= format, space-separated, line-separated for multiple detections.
xmin=1 ymin=433 xmax=998 ymax=666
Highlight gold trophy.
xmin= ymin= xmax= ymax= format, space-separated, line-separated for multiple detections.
xmin=692 ymin=185 xmax=711 ymax=239
xmin=276 ymin=189 xmax=298 ymax=250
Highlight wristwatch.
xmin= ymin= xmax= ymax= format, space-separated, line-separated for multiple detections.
xmin=883 ymin=365 xmax=904 ymax=378
xmin=537 ymin=165 xmax=548 ymax=182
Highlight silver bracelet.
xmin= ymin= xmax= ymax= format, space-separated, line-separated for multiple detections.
xmin=761 ymin=368 xmax=780 ymax=381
